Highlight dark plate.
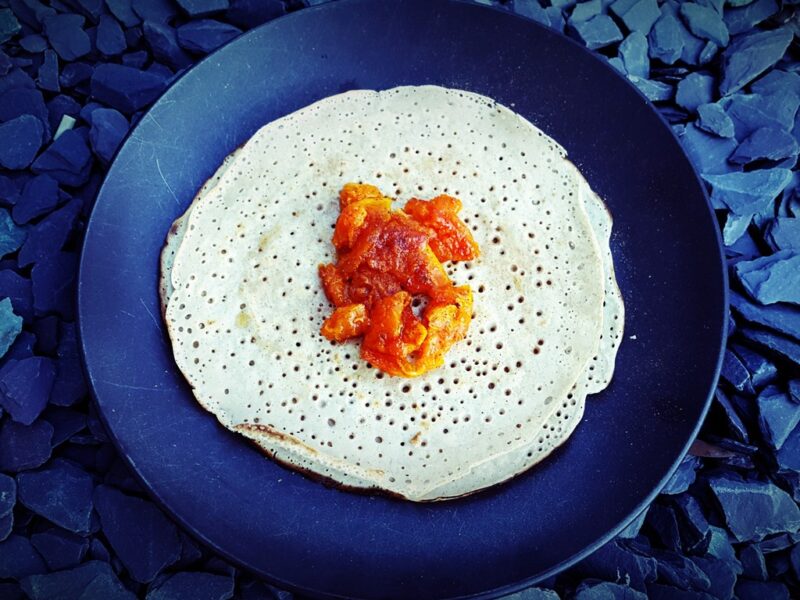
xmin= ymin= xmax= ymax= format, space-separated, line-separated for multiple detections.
xmin=78 ymin=1 xmax=727 ymax=598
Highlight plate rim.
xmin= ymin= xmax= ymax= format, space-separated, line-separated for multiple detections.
xmin=77 ymin=1 xmax=729 ymax=598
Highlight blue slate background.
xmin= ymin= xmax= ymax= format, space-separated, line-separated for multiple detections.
xmin=0 ymin=0 xmax=799 ymax=598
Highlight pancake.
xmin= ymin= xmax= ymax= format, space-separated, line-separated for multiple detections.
xmin=161 ymin=86 xmax=623 ymax=501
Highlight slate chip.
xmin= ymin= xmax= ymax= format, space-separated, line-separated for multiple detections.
xmin=0 ymin=419 xmax=53 ymax=473
xmin=18 ymin=198 xmax=81 ymax=268
xmin=722 ymin=211 xmax=752 ymax=246
xmin=105 ymin=0 xmax=140 ymax=27
xmin=708 ymin=474 xmax=800 ymax=542
xmin=0 ymin=115 xmax=45 ymax=171
xmin=133 ymin=0 xmax=178 ymax=24
xmin=124 ymin=26 xmax=143 ymax=47
xmin=31 ymin=128 xmax=92 ymax=188
xmin=691 ymin=556 xmax=737 ymax=600
xmin=730 ymin=127 xmax=799 ymax=165
xmin=790 ymin=542 xmax=800 ymax=579
xmin=732 ymin=343 xmax=777 ymax=388
xmin=752 ymin=69 xmax=800 ymax=98
xmin=51 ymin=323 xmax=88 ymax=407
xmin=224 ymin=0 xmax=285 ymax=28
xmin=675 ymin=72 xmax=713 ymax=113
xmin=697 ymin=40 xmax=717 ymax=66
xmin=714 ymin=388 xmax=749 ymax=441
xmin=648 ymin=11 xmax=683 ymax=64
xmin=706 ymin=525 xmax=741 ymax=567
xmin=53 ymin=114 xmax=77 ymax=141
xmin=37 ymin=49 xmax=60 ymax=94
xmin=573 ymin=581 xmax=647 ymax=599
xmin=571 ymin=539 xmax=657 ymax=592
xmin=734 ymin=250 xmax=800 ymax=305
xmin=31 ymin=251 xmax=78 ymax=318
xmin=789 ymin=378 xmax=800 ymax=403
xmin=741 ymin=327 xmax=800 ymax=368
xmin=0 ymin=356 xmax=55 ymax=424
xmin=89 ymin=107 xmax=129 ymax=163
xmin=4 ymin=331 xmax=37 ymax=362
xmin=43 ymin=14 xmax=91 ymax=62
xmin=96 ymin=14 xmax=126 ymax=56
xmin=0 ymin=301 xmax=22 ymax=367
xmin=238 ymin=577 xmax=294 ymax=600
xmin=695 ymin=102 xmax=734 ymax=138
xmin=102 ymin=459 xmax=143 ymax=495
xmin=725 ymin=91 xmax=799 ymax=141
xmin=721 ymin=348 xmax=750 ymax=391
xmin=0 ymin=535 xmax=46 ymax=579
xmin=645 ymin=583 xmax=714 ymax=599
xmin=659 ymin=3 xmax=706 ymax=66
xmin=143 ymin=21 xmax=192 ymax=70
xmin=679 ymin=3 xmax=728 ymax=47
xmin=30 ymin=529 xmax=89 ymax=571
xmin=618 ymin=506 xmax=649 ymax=540
xmin=0 ymin=69 xmax=41 ymax=103
xmin=20 ymin=560 xmax=134 ymax=600
xmin=740 ymin=543 xmax=768 ymax=579
xmin=17 ymin=458 xmax=94 ymax=534
xmin=47 ymin=94 xmax=81 ymax=133
xmin=645 ymin=503 xmax=683 ymax=551
xmin=13 ymin=174 xmax=60 ymax=225
xmin=662 ymin=456 xmax=700 ymax=496
xmin=674 ymin=123 xmax=738 ymax=175
xmin=734 ymin=580 xmax=790 ymax=600
xmin=569 ymin=0 xmax=602 ymax=24
xmin=94 ymin=485 xmax=181 ymax=583
xmin=174 ymin=530 xmax=202 ymax=567
xmin=20 ymin=34 xmax=48 ymax=53
xmin=618 ymin=31 xmax=649 ymax=79
xmin=0 ymin=212 xmax=27 ymax=261
xmin=611 ymin=0 xmax=660 ymax=34
xmin=724 ymin=0 xmax=779 ymax=36
xmin=60 ymin=62 xmax=94 ymax=89
xmin=146 ymin=571 xmax=235 ymax=600
xmin=78 ymin=570 xmax=137 ymax=600
xmin=176 ymin=0 xmax=230 ymax=17
xmin=512 ymin=0 xmax=551 ymax=27
xmin=702 ymin=169 xmax=791 ymax=215
xmin=9 ymin=0 xmax=57 ymax=27
xmin=757 ymin=384 xmax=800 ymax=450
xmin=0 ymin=473 xmax=13 ymax=518
xmin=91 ymin=63 xmax=169 ymax=113
xmin=121 ymin=50 xmax=149 ymax=68
xmin=0 ymin=8 xmax=22 ymax=44
xmin=628 ymin=75 xmax=672 ymax=102
xmin=720 ymin=27 xmax=794 ymax=96
xmin=87 ymin=537 xmax=111 ymax=564
xmin=571 ymin=14 xmax=623 ymax=50
xmin=0 ymin=51 xmax=11 ymax=77
xmin=764 ymin=218 xmax=800 ymax=252
xmin=33 ymin=316 xmax=59 ymax=356
xmin=672 ymin=494 xmax=710 ymax=551
xmin=176 ymin=19 xmax=241 ymax=54
xmin=758 ymin=532 xmax=800 ymax=553
xmin=544 ymin=5 xmax=566 ymax=32
xmin=44 ymin=406 xmax=87 ymax=446
xmin=653 ymin=547 xmax=712 ymax=590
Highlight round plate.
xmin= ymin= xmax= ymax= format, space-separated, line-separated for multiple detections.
xmin=78 ymin=1 xmax=727 ymax=598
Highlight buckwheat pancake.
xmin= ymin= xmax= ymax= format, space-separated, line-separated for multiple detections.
xmin=161 ymin=86 xmax=624 ymax=501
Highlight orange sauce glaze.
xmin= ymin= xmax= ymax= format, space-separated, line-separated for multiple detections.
xmin=319 ymin=183 xmax=479 ymax=377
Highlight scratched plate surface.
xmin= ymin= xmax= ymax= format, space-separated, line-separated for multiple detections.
xmin=77 ymin=1 xmax=727 ymax=598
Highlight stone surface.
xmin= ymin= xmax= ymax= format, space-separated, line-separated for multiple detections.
xmin=93 ymin=485 xmax=181 ymax=583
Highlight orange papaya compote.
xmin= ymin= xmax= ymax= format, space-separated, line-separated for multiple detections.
xmin=319 ymin=183 xmax=479 ymax=377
